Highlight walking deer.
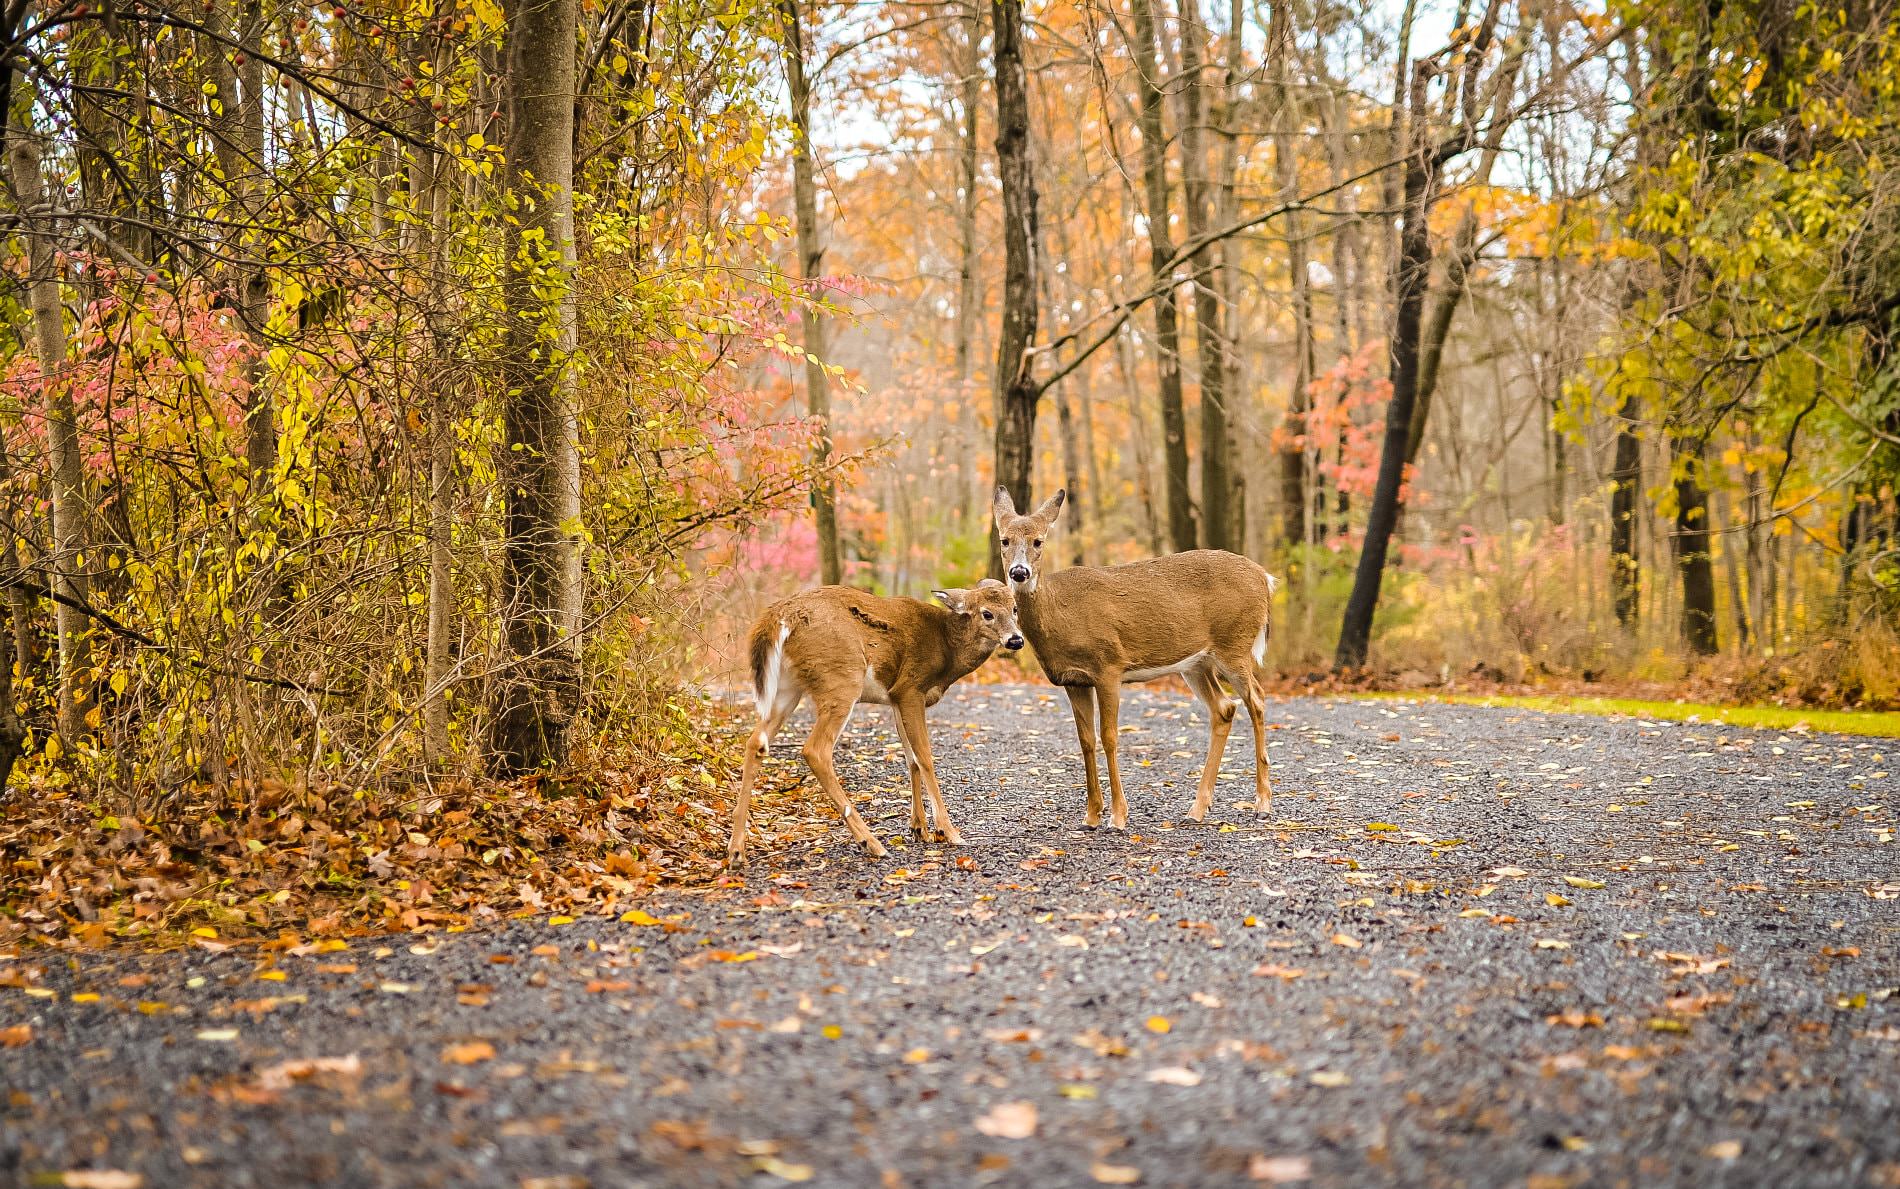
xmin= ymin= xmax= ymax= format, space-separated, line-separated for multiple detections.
xmin=726 ymin=581 xmax=1024 ymax=868
xmin=993 ymin=487 xmax=1277 ymax=828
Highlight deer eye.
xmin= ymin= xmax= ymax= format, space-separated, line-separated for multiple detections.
xmin=981 ymin=609 xmax=994 ymax=621
xmin=1032 ymin=538 xmax=1043 ymax=548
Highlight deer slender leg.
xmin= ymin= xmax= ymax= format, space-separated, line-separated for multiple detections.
xmin=1240 ymin=661 xmax=1273 ymax=814
xmin=802 ymin=693 xmax=888 ymax=858
xmin=891 ymin=706 xmax=929 ymax=841
xmin=1095 ymin=679 xmax=1128 ymax=829
xmin=726 ymin=695 xmax=800 ymax=869
xmin=897 ymin=695 xmax=962 ymax=845
xmin=1064 ymin=685 xmax=1103 ymax=827
xmin=1183 ymin=662 xmax=1237 ymax=822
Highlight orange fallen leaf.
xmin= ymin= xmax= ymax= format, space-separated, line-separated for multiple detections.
xmin=1 ymin=1024 xmax=31 ymax=1048
xmin=442 ymin=1041 xmax=495 ymax=1065
xmin=1330 ymin=933 xmax=1363 ymax=950
xmin=1091 ymin=1162 xmax=1142 ymax=1184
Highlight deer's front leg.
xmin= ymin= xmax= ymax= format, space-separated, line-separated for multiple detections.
xmin=1094 ymin=680 xmax=1128 ymax=829
xmin=1063 ymin=685 xmax=1103 ymax=827
xmin=891 ymin=706 xmax=929 ymax=841
xmin=802 ymin=695 xmax=888 ymax=859
xmin=897 ymin=696 xmax=961 ymax=845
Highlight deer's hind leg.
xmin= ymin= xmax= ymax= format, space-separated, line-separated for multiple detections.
xmin=727 ymin=685 xmax=803 ymax=869
xmin=891 ymin=706 xmax=929 ymax=842
xmin=1213 ymin=646 xmax=1274 ymax=816
xmin=1183 ymin=661 xmax=1237 ymax=822
xmin=801 ymin=687 xmax=888 ymax=859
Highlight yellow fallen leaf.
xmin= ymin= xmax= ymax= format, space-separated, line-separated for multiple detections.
xmin=1534 ymin=939 xmax=1571 ymax=950
xmin=1145 ymin=1015 xmax=1172 ymax=1034
xmin=1091 ymin=1162 xmax=1142 ymax=1184
xmin=621 ymin=910 xmax=662 ymax=926
xmin=196 ymin=1029 xmax=239 ymax=1042
xmin=1363 ymin=822 xmax=1398 ymax=832
xmin=1705 ymin=1141 xmax=1742 ymax=1160
xmin=61 ymin=1172 xmax=143 ymax=1189
xmin=1308 ymin=1070 xmax=1351 ymax=1087
xmin=71 ymin=992 xmax=101 ymax=1003
xmin=547 ymin=915 xmax=576 ymax=925
xmin=1058 ymin=1083 xmax=1098 ymax=1099
xmin=1563 ymin=876 xmax=1606 ymax=890
xmin=753 ymin=1156 xmax=814 ymax=1182
xmin=256 ymin=970 xmax=287 ymax=982
xmin=902 ymin=1047 xmax=930 ymax=1064
xmin=1546 ymin=894 xmax=1572 ymax=907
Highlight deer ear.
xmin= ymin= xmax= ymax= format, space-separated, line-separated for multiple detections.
xmin=932 ymin=588 xmax=968 ymax=614
xmin=1033 ymin=488 xmax=1067 ymax=524
xmin=992 ymin=485 xmax=1018 ymax=528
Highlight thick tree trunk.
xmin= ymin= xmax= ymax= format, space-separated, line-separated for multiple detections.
xmin=987 ymin=0 xmax=1042 ymax=576
xmin=1178 ymin=3 xmax=1230 ymax=551
xmin=1609 ymin=395 xmax=1642 ymax=629
xmin=1127 ymin=0 xmax=1194 ymax=552
xmin=1335 ymin=62 xmax=1435 ymax=671
xmin=1673 ymin=437 xmax=1718 ymax=655
xmin=9 ymin=101 xmax=93 ymax=742
xmin=490 ymin=0 xmax=584 ymax=775
xmin=778 ymin=0 xmax=842 ymax=585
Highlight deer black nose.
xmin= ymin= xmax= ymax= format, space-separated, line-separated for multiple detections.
xmin=1008 ymin=565 xmax=1030 ymax=583
xmin=1005 ymin=634 xmax=1025 ymax=651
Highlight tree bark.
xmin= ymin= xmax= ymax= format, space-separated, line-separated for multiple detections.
xmin=420 ymin=49 xmax=456 ymax=763
xmin=777 ymin=0 xmax=842 ymax=585
xmin=1178 ymin=2 xmax=1230 ymax=551
xmin=1609 ymin=394 xmax=1642 ymax=629
xmin=207 ymin=0 xmax=276 ymax=480
xmin=1673 ymin=436 xmax=1718 ymax=654
xmin=953 ymin=2 xmax=985 ymax=532
xmin=490 ymin=0 xmax=584 ymax=775
xmin=988 ymin=0 xmax=1042 ymax=576
xmin=1335 ymin=61 xmax=1435 ymax=671
xmin=1268 ymin=4 xmax=1314 ymax=552
xmin=1127 ymin=0 xmax=1194 ymax=552
xmin=9 ymin=98 xmax=93 ymax=742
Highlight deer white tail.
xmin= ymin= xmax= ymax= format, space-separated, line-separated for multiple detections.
xmin=753 ymin=621 xmax=792 ymax=719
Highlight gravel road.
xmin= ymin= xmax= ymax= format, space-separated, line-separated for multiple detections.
xmin=4 ymin=686 xmax=1898 ymax=1189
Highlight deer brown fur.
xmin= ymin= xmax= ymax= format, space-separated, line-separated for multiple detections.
xmin=994 ymin=486 xmax=1277 ymax=827
xmin=727 ymin=581 xmax=1023 ymax=867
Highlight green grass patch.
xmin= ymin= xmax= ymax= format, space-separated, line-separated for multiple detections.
xmin=1349 ymin=691 xmax=1900 ymax=738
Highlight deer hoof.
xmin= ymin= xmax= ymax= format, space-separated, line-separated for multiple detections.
xmin=864 ymin=838 xmax=889 ymax=859
xmin=725 ymin=849 xmax=746 ymax=871
xmin=940 ymin=828 xmax=964 ymax=846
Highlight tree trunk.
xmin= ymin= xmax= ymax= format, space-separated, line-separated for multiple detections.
xmin=1127 ymin=0 xmax=1194 ymax=552
xmin=490 ymin=0 xmax=584 ymax=775
xmin=1715 ymin=486 xmax=1748 ymax=650
xmin=9 ymin=99 xmax=93 ymax=742
xmin=1268 ymin=4 xmax=1313 ymax=553
xmin=988 ymin=0 xmax=1042 ymax=576
xmin=953 ymin=2 xmax=984 ymax=532
xmin=778 ymin=0 xmax=842 ymax=585
xmin=420 ymin=59 xmax=456 ymax=762
xmin=1609 ymin=395 xmax=1642 ymax=629
xmin=207 ymin=0 xmax=275 ymax=480
xmin=1178 ymin=2 xmax=1230 ymax=551
xmin=1335 ymin=62 xmax=1435 ymax=671
xmin=1673 ymin=436 xmax=1719 ymax=655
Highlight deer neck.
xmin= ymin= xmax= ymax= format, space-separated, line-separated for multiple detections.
xmin=1013 ymin=566 xmax=1065 ymax=637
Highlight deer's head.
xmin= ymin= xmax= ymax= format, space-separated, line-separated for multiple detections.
xmin=933 ymin=578 xmax=1025 ymax=653
xmin=993 ymin=485 xmax=1066 ymax=594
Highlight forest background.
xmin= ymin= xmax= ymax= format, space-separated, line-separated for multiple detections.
xmin=0 ymin=0 xmax=1894 ymax=945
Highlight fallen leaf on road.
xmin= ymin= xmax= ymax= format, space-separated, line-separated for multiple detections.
xmin=1706 ymin=1141 xmax=1742 ymax=1160
xmin=902 ymin=1047 xmax=930 ymax=1063
xmin=974 ymin=1101 xmax=1037 ymax=1139
xmin=61 ymin=1173 xmax=142 ymax=1189
xmin=1562 ymin=877 xmax=1606 ymax=889
xmin=1535 ymin=939 xmax=1571 ymax=950
xmin=1248 ymin=1154 xmax=1313 ymax=1183
xmin=753 ymin=1156 xmax=814 ymax=1182
xmin=758 ymin=943 xmax=803 ymax=958
xmin=443 ymin=1041 xmax=495 ymax=1065
xmin=256 ymin=1055 xmax=364 ymax=1090
xmin=1308 ymin=1071 xmax=1351 ymax=1087
xmin=1547 ymin=1010 xmax=1603 ymax=1028
xmin=1252 ymin=963 xmax=1305 ymax=981
xmin=1145 ymin=1015 xmax=1172 ymax=1034
xmin=621 ymin=910 xmax=662 ymax=925
xmin=1331 ymin=933 xmax=1363 ymax=950
xmin=1091 ymin=1162 xmax=1141 ymax=1184
xmin=1490 ymin=866 xmax=1530 ymax=878
xmin=1145 ymin=1066 xmax=1202 ymax=1086
xmin=1 ymin=1024 xmax=30 ymax=1047
xmin=195 ymin=1029 xmax=239 ymax=1042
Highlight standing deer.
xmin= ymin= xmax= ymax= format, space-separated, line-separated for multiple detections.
xmin=726 ymin=581 xmax=1024 ymax=868
xmin=993 ymin=487 xmax=1277 ymax=828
